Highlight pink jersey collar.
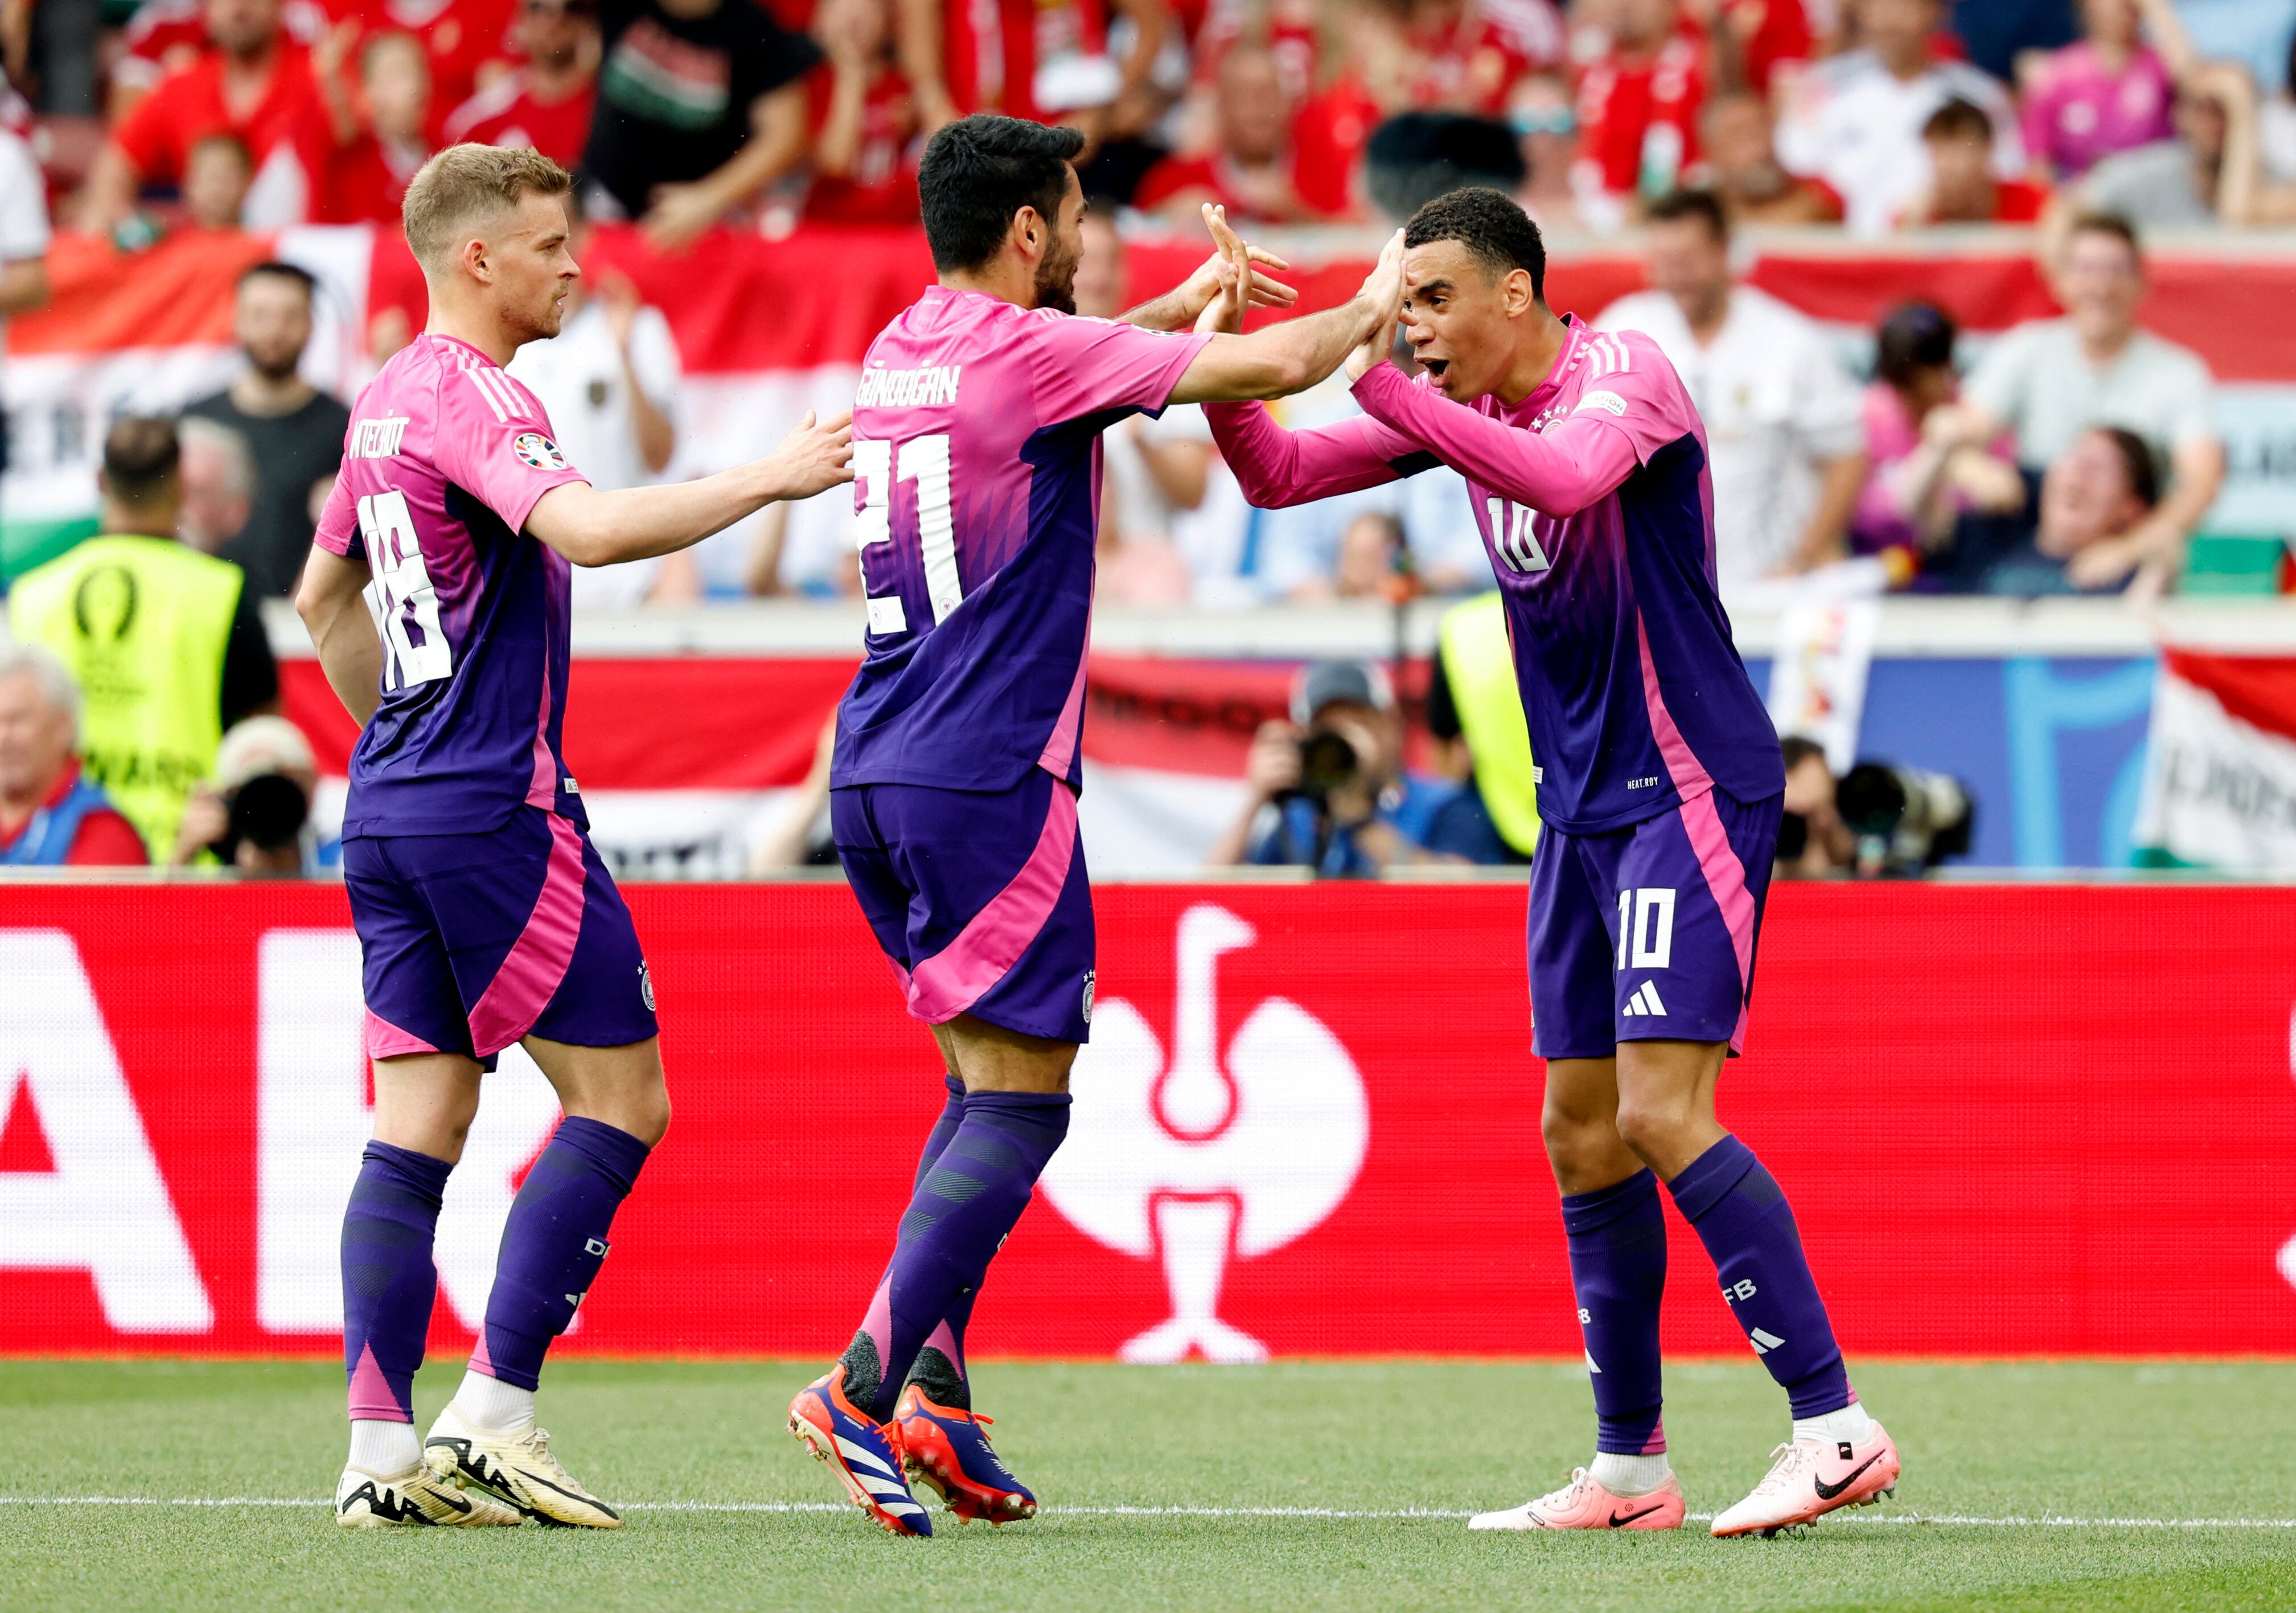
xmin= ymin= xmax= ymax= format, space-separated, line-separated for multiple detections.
xmin=422 ymin=330 xmax=509 ymax=370
xmin=1512 ymin=314 xmax=1591 ymax=421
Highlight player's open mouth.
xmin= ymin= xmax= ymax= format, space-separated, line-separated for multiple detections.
xmin=1422 ymin=359 xmax=1449 ymax=379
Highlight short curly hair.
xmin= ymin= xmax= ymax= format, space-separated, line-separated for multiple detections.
xmin=1402 ymin=187 xmax=1546 ymax=301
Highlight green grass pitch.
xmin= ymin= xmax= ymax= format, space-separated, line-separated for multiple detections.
xmin=6 ymin=1359 xmax=2294 ymax=1611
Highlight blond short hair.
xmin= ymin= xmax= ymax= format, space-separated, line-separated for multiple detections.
xmin=402 ymin=143 xmax=573 ymax=271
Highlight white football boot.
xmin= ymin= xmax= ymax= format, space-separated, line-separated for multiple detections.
xmin=422 ymin=1403 xmax=623 ymax=1528
xmin=335 ymin=1462 xmax=521 ymax=1528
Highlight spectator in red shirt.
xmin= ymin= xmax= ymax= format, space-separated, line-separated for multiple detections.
xmin=440 ymin=0 xmax=599 ymax=167
xmin=181 ymin=130 xmax=257 ymax=227
xmin=84 ymin=0 xmax=324 ymax=232
xmin=347 ymin=0 xmax=520 ymax=139
xmin=807 ymin=0 xmax=920 ymax=223
xmin=1403 ymin=0 xmax=1559 ymax=118
xmin=305 ymin=25 xmax=432 ymax=224
xmin=1282 ymin=0 xmax=1413 ymax=220
xmin=1572 ymin=0 xmax=1704 ymax=227
xmin=1900 ymin=96 xmax=2051 ymax=225
xmin=1708 ymin=0 xmax=1814 ymax=100
xmin=1135 ymin=43 xmax=1315 ymax=222
xmin=897 ymin=0 xmax=1120 ymax=131
xmin=1695 ymin=86 xmax=1839 ymax=223
xmin=0 ymin=646 xmax=149 ymax=869
xmin=108 ymin=0 xmax=332 ymax=123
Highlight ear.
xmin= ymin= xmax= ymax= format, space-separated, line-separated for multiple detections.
xmin=461 ymin=233 xmax=492 ymax=285
xmin=1503 ymin=266 xmax=1536 ymax=317
xmin=1011 ymin=204 xmax=1045 ymax=266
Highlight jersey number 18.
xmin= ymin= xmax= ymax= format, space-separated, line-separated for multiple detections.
xmin=854 ymin=434 xmax=959 ymax=635
xmin=357 ymin=488 xmax=453 ymax=690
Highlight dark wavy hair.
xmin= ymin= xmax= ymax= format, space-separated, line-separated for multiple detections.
xmin=918 ymin=116 xmax=1086 ymax=273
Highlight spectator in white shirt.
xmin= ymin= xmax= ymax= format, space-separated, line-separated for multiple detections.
xmin=1928 ymin=209 xmax=2223 ymax=596
xmin=1775 ymin=0 xmax=2024 ymax=235
xmin=505 ymin=194 xmax=694 ymax=608
xmin=1596 ymin=188 xmax=1867 ymax=593
xmin=0 ymin=126 xmax=50 ymax=354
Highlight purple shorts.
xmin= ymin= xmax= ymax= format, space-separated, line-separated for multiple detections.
xmin=1527 ymin=788 xmax=1781 ymax=1060
xmin=832 ymin=766 xmax=1095 ymax=1045
xmin=344 ymin=806 xmax=659 ymax=1067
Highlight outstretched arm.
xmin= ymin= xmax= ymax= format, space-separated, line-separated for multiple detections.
xmin=1205 ymin=400 xmax=1426 ymax=507
xmin=1350 ymin=364 xmax=1641 ymax=517
xmin=527 ymin=410 xmax=853 ymax=567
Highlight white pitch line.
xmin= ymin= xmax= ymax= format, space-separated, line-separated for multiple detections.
xmin=4 ymin=1497 xmax=2296 ymax=1529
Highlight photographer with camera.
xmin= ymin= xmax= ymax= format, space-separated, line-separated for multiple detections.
xmin=170 ymin=714 xmax=323 ymax=875
xmin=1207 ymin=660 xmax=1496 ymax=877
xmin=1775 ymin=735 xmax=1975 ymax=880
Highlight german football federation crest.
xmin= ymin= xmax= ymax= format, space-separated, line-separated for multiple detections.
xmin=512 ymin=431 xmax=568 ymax=471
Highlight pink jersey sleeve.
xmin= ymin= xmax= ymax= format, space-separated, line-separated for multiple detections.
xmin=1351 ymin=357 xmax=1680 ymax=518
xmin=313 ymin=467 xmax=359 ymax=558
xmin=1204 ymin=400 xmax=1424 ymax=508
xmin=432 ymin=363 xmax=592 ymax=534
xmin=1023 ymin=312 xmax=1211 ymax=425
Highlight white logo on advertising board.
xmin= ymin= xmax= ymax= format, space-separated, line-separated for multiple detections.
xmin=0 ymin=931 xmax=212 ymax=1331
xmin=258 ymin=931 xmax=562 ymax=1334
xmin=1038 ymin=905 xmax=1369 ymax=1363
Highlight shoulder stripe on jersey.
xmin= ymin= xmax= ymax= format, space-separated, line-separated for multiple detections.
xmin=1587 ymin=340 xmax=1611 ymax=380
xmin=466 ymin=367 xmax=512 ymax=423
xmin=1600 ymin=335 xmax=1632 ymax=375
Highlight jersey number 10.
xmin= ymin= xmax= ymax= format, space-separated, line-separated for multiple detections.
xmin=854 ymin=434 xmax=958 ymax=635
xmin=356 ymin=488 xmax=453 ymax=691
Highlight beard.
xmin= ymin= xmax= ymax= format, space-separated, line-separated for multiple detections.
xmin=505 ymin=289 xmax=568 ymax=347
xmin=247 ymin=347 xmax=303 ymax=384
xmin=1033 ymin=238 xmax=1081 ymax=315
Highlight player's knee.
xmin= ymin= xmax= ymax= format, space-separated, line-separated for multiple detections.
xmin=1539 ymin=1101 xmax=1611 ymax=1172
xmin=1612 ymin=1096 xmax=1692 ymax=1166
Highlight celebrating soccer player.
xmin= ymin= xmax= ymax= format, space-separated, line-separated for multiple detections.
xmin=785 ymin=114 xmax=1405 ymax=1536
xmin=297 ymin=145 xmax=853 ymax=1529
xmin=1200 ymin=188 xmax=1901 ymax=1539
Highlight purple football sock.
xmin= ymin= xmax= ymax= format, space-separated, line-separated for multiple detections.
xmin=471 ymin=1116 xmax=651 ymax=1392
xmin=341 ymin=1141 xmax=453 ymax=1423
xmin=844 ymin=1089 xmax=1070 ymax=1422
xmin=1665 ymin=1135 xmax=1854 ymax=1419
xmin=1561 ymin=1168 xmax=1668 ymax=1455
xmin=899 ymin=1077 xmax=980 ymax=1409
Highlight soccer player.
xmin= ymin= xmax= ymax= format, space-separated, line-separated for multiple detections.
xmin=1201 ymin=188 xmax=1903 ymax=1539
xmin=295 ymin=144 xmax=853 ymax=1529
xmin=786 ymin=113 xmax=1404 ymax=1536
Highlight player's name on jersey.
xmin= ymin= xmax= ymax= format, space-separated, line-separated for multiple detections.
xmin=348 ymin=417 xmax=412 ymax=459
xmin=855 ymin=364 xmax=962 ymax=409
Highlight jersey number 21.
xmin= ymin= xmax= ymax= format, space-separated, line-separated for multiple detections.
xmin=855 ymin=435 xmax=959 ymax=635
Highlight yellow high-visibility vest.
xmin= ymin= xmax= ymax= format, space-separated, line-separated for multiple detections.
xmin=9 ymin=534 xmax=242 ymax=861
xmin=1439 ymin=591 xmax=1541 ymax=857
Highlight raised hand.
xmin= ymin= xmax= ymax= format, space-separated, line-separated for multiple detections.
xmin=1345 ymin=229 xmax=1407 ymax=382
xmin=767 ymin=409 xmax=856 ymax=499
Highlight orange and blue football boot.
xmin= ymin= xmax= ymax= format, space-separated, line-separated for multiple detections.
xmin=787 ymin=1367 xmax=932 ymax=1537
xmin=893 ymin=1384 xmax=1037 ymax=1525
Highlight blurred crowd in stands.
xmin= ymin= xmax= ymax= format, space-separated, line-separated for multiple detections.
xmin=0 ymin=0 xmax=2291 ymax=242
xmin=0 ymin=0 xmax=2273 ymax=607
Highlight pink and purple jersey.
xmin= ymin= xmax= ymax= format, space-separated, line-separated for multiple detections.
xmin=832 ymin=285 xmax=1209 ymax=792
xmin=2020 ymin=43 xmax=2175 ymax=180
xmin=314 ymin=332 xmax=590 ymax=839
xmin=1209 ymin=316 xmax=1782 ymax=834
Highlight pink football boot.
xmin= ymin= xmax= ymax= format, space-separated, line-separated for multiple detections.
xmin=1469 ymin=1468 xmax=1687 ymax=1531
xmin=1710 ymin=1422 xmax=1901 ymax=1538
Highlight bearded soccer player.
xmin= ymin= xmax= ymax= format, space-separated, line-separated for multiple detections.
xmin=786 ymin=113 xmax=1405 ymax=1536
xmin=1204 ymin=188 xmax=1901 ymax=1540
xmin=296 ymin=144 xmax=853 ymax=1529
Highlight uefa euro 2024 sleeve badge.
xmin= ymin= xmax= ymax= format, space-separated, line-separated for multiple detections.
xmin=513 ymin=431 xmax=569 ymax=471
